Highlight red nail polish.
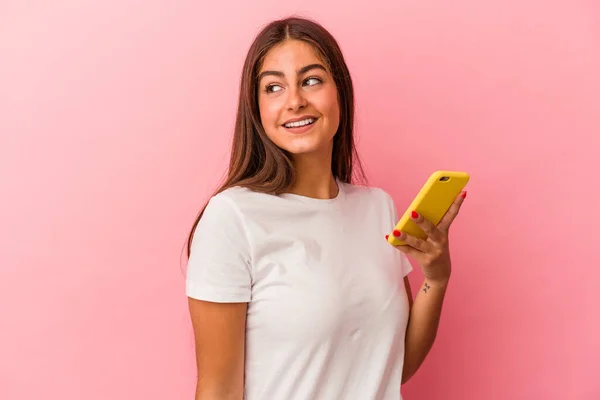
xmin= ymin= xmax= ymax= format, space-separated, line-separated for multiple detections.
xmin=393 ymin=230 xmax=401 ymax=237
xmin=385 ymin=235 xmax=389 ymax=240
xmin=462 ymin=191 xmax=467 ymax=199
xmin=411 ymin=211 xmax=419 ymax=219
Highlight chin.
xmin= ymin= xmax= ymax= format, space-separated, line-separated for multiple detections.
xmin=267 ymin=125 xmax=336 ymax=156
xmin=285 ymin=146 xmax=319 ymax=155
xmin=281 ymin=138 xmax=334 ymax=156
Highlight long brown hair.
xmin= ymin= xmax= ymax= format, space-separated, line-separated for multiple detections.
xmin=186 ymin=16 xmax=366 ymax=257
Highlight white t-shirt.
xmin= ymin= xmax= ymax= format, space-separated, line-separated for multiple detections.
xmin=186 ymin=180 xmax=413 ymax=400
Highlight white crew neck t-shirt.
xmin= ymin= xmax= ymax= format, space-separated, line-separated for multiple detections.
xmin=186 ymin=181 xmax=413 ymax=400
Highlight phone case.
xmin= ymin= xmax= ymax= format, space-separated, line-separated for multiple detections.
xmin=387 ymin=170 xmax=470 ymax=246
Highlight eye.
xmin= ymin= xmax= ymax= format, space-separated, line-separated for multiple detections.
xmin=304 ymin=77 xmax=322 ymax=86
xmin=265 ymin=84 xmax=282 ymax=93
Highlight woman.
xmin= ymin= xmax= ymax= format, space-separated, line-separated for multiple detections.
xmin=186 ymin=16 xmax=466 ymax=400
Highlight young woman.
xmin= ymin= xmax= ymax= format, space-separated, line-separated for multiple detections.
xmin=186 ymin=16 xmax=466 ymax=400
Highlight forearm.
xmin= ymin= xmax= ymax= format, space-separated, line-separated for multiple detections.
xmin=194 ymin=367 xmax=244 ymax=400
xmin=402 ymin=279 xmax=448 ymax=383
xmin=195 ymin=383 xmax=242 ymax=400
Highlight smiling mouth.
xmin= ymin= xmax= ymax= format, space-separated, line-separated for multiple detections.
xmin=283 ymin=118 xmax=317 ymax=128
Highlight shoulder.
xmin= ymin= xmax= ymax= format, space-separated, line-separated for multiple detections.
xmin=195 ymin=187 xmax=254 ymax=234
xmin=190 ymin=187 xmax=258 ymax=259
xmin=340 ymin=181 xmax=394 ymax=205
xmin=205 ymin=185 xmax=267 ymax=212
xmin=205 ymin=186 xmax=250 ymax=213
xmin=210 ymin=185 xmax=255 ymax=204
xmin=201 ymin=186 xmax=279 ymax=232
xmin=207 ymin=186 xmax=278 ymax=216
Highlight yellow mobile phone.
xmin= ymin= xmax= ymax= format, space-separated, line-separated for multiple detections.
xmin=387 ymin=170 xmax=470 ymax=246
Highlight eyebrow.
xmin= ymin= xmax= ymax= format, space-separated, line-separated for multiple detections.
xmin=257 ymin=63 xmax=327 ymax=82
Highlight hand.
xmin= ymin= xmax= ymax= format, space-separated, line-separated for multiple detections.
xmin=387 ymin=191 xmax=467 ymax=285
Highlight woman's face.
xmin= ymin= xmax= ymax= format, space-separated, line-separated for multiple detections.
xmin=257 ymin=40 xmax=340 ymax=157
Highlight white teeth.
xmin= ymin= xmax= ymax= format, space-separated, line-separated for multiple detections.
xmin=284 ymin=118 xmax=315 ymax=128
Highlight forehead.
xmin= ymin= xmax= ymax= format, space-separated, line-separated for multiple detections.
xmin=259 ymin=40 xmax=326 ymax=72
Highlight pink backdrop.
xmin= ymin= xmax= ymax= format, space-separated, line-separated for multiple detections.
xmin=1 ymin=0 xmax=598 ymax=399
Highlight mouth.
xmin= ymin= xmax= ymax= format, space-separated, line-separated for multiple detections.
xmin=283 ymin=117 xmax=317 ymax=128
xmin=283 ymin=117 xmax=317 ymax=133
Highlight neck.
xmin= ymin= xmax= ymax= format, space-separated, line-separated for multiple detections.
xmin=288 ymin=148 xmax=338 ymax=200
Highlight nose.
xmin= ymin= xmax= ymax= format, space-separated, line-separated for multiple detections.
xmin=285 ymin=86 xmax=307 ymax=111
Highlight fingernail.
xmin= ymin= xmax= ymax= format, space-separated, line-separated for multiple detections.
xmin=462 ymin=191 xmax=467 ymax=199
xmin=385 ymin=234 xmax=389 ymax=240
xmin=393 ymin=230 xmax=401 ymax=237
xmin=411 ymin=211 xmax=419 ymax=219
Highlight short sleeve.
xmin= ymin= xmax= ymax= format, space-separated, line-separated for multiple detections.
xmin=383 ymin=190 xmax=413 ymax=278
xmin=186 ymin=193 xmax=252 ymax=302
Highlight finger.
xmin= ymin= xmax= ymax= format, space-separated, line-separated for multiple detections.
xmin=392 ymin=229 xmax=432 ymax=253
xmin=409 ymin=210 xmax=444 ymax=243
xmin=437 ymin=191 xmax=466 ymax=232
xmin=392 ymin=240 xmax=422 ymax=258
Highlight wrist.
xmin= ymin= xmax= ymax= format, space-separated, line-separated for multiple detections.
xmin=422 ymin=278 xmax=449 ymax=290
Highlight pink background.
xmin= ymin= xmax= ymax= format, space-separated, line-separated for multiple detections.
xmin=1 ymin=0 xmax=598 ymax=399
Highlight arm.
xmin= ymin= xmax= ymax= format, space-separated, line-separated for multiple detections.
xmin=392 ymin=192 xmax=466 ymax=384
xmin=188 ymin=298 xmax=247 ymax=400
xmin=186 ymin=194 xmax=253 ymax=398
xmin=401 ymin=277 xmax=448 ymax=384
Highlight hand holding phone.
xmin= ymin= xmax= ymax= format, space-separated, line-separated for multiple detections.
xmin=387 ymin=171 xmax=470 ymax=246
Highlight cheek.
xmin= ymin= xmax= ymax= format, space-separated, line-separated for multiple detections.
xmin=258 ymin=97 xmax=285 ymax=145
xmin=258 ymin=97 xmax=279 ymax=127
xmin=317 ymin=88 xmax=340 ymax=128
